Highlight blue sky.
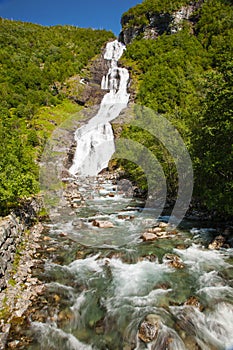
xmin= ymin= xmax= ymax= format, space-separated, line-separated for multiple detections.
xmin=0 ymin=0 xmax=142 ymax=35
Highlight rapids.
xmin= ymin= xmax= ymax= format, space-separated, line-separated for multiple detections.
xmin=27 ymin=176 xmax=233 ymax=350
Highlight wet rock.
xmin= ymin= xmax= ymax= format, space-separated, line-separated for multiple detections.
xmin=118 ymin=214 xmax=135 ymax=220
xmin=58 ymin=232 xmax=68 ymax=237
xmin=76 ymin=250 xmax=86 ymax=259
xmin=154 ymin=282 xmax=171 ymax=290
xmin=163 ymin=254 xmax=185 ymax=269
xmin=92 ymin=220 xmax=114 ymax=228
xmin=57 ymin=310 xmax=75 ymax=323
xmin=147 ymin=227 xmax=162 ymax=234
xmin=53 ymin=294 xmax=60 ymax=303
xmin=106 ymin=252 xmax=123 ymax=260
xmin=159 ymin=222 xmax=169 ymax=228
xmin=208 ymin=235 xmax=229 ymax=250
xmin=108 ymin=192 xmax=115 ymax=197
xmin=71 ymin=201 xmax=82 ymax=209
xmin=141 ymin=228 xmax=177 ymax=241
xmin=184 ymin=296 xmax=203 ymax=311
xmin=46 ymin=247 xmax=56 ymax=252
xmin=72 ymin=219 xmax=84 ymax=228
xmin=141 ymin=232 xmax=157 ymax=242
xmin=8 ymin=340 xmax=20 ymax=349
xmin=43 ymin=236 xmax=52 ymax=241
xmin=175 ymin=244 xmax=188 ymax=250
xmin=139 ymin=254 xmax=157 ymax=262
xmin=138 ymin=314 xmax=160 ymax=343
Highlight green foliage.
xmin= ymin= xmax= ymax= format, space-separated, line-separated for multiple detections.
xmin=0 ymin=19 xmax=114 ymax=111
xmin=0 ymin=18 xmax=114 ymax=214
xmin=191 ymin=62 xmax=233 ymax=214
xmin=120 ymin=0 xmax=233 ymax=215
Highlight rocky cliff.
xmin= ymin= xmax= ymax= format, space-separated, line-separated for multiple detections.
xmin=59 ymin=44 xmax=112 ymax=107
xmin=119 ymin=0 xmax=204 ymax=45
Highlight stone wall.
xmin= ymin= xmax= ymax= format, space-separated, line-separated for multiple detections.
xmin=0 ymin=214 xmax=24 ymax=291
xmin=0 ymin=197 xmax=42 ymax=291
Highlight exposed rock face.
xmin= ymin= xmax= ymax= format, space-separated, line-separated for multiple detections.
xmin=89 ymin=54 xmax=110 ymax=86
xmin=119 ymin=1 xmax=204 ymax=45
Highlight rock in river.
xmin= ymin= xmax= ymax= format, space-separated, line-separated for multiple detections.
xmin=208 ymin=235 xmax=229 ymax=250
xmin=163 ymin=254 xmax=185 ymax=269
xmin=138 ymin=314 xmax=160 ymax=343
xmin=92 ymin=220 xmax=114 ymax=228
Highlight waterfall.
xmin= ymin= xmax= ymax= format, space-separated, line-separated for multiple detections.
xmin=69 ymin=40 xmax=130 ymax=176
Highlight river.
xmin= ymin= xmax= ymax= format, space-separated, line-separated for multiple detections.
xmin=22 ymin=40 xmax=233 ymax=350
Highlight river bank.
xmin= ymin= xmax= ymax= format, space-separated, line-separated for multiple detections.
xmin=0 ymin=198 xmax=45 ymax=349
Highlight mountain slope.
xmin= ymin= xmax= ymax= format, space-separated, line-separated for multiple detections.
xmin=118 ymin=0 xmax=233 ymax=216
xmin=0 ymin=18 xmax=114 ymax=214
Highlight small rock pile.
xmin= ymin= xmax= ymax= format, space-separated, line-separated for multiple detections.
xmin=63 ymin=183 xmax=84 ymax=209
xmin=140 ymin=222 xmax=179 ymax=242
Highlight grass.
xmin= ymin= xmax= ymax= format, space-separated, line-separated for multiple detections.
xmin=34 ymin=99 xmax=83 ymax=138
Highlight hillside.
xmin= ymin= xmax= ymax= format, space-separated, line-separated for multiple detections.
xmin=0 ymin=18 xmax=114 ymax=214
xmin=117 ymin=0 xmax=233 ymax=216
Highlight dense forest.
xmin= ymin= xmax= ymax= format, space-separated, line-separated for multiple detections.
xmin=0 ymin=18 xmax=114 ymax=214
xmin=118 ymin=0 xmax=233 ymax=216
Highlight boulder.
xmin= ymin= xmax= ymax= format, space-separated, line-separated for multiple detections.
xmin=138 ymin=254 xmax=157 ymax=262
xmin=147 ymin=227 xmax=162 ymax=234
xmin=163 ymin=254 xmax=184 ymax=269
xmin=138 ymin=314 xmax=160 ymax=343
xmin=159 ymin=222 xmax=169 ymax=228
xmin=208 ymin=235 xmax=228 ymax=250
xmin=184 ymin=296 xmax=203 ymax=311
xmin=141 ymin=232 xmax=157 ymax=242
xmin=92 ymin=220 xmax=114 ymax=228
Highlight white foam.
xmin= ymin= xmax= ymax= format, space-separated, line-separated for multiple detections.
xmin=31 ymin=322 xmax=92 ymax=350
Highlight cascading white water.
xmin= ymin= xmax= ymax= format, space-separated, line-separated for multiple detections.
xmin=69 ymin=40 xmax=130 ymax=176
